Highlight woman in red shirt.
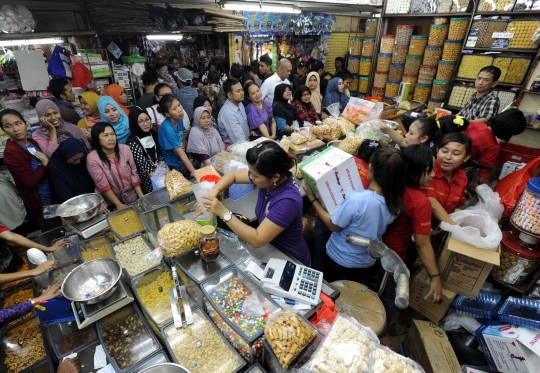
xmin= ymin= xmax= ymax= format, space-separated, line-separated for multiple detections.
xmin=292 ymin=85 xmax=319 ymax=126
xmin=379 ymin=117 xmax=441 ymax=149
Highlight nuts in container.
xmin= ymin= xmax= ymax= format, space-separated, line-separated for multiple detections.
xmin=385 ymin=80 xmax=401 ymax=98
xmin=413 ymin=82 xmax=432 ymax=103
xmin=442 ymin=39 xmax=463 ymax=61
xmin=157 ymin=220 xmax=200 ymax=257
xmin=471 ymin=20 xmax=507 ymax=47
xmin=359 ymin=76 xmax=369 ymax=93
xmin=435 ymin=60 xmax=456 ymax=81
xmin=428 ymin=98 xmax=445 ymax=111
xmin=3 ymin=317 xmax=47 ymax=372
xmin=108 ymin=207 xmax=144 ymax=238
xmin=404 ymin=55 xmax=422 ymax=75
xmin=350 ymin=75 xmax=359 ymax=91
xmin=365 ymin=18 xmax=379 ymax=38
xmin=112 ymin=235 xmax=156 ymax=277
xmin=380 ymin=35 xmax=395 ymax=54
xmin=457 ymin=55 xmax=493 ymax=79
xmin=389 ymin=63 xmax=405 ymax=81
xmin=359 ymin=58 xmax=372 ymax=76
xmin=80 ymin=235 xmax=113 ymax=262
xmin=408 ymin=35 xmax=428 ymax=56
xmin=165 ymin=170 xmax=192 ymax=200
xmin=448 ymin=17 xmax=470 ymax=41
xmin=361 ymin=39 xmax=375 ymax=57
xmin=374 ymin=70 xmax=389 ymax=88
xmin=507 ymin=20 xmax=540 ymax=49
xmin=391 ymin=44 xmax=408 ymax=64
xmin=350 ymin=37 xmax=362 ymax=55
xmin=290 ymin=132 xmax=308 ymax=145
xmin=347 ymin=56 xmax=360 ymax=74
xmin=376 ymin=53 xmax=392 ymax=72
xmin=478 ymin=0 xmax=517 ymax=11
xmin=423 ymin=46 xmax=442 ymax=66
xmin=428 ymin=24 xmax=449 ymax=46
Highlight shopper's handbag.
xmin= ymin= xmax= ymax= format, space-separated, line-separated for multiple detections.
xmin=108 ymin=164 xmax=138 ymax=204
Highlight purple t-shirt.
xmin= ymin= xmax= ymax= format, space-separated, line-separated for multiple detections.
xmin=245 ymin=100 xmax=273 ymax=137
xmin=254 ymin=173 xmax=311 ymax=266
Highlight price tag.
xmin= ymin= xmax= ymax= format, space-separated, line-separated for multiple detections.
xmin=492 ymin=32 xmax=515 ymax=39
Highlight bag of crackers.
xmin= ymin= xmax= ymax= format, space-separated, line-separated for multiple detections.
xmin=165 ymin=170 xmax=192 ymax=200
xmin=264 ymin=310 xmax=318 ymax=369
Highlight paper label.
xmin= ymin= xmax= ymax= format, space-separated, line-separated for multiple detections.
xmin=492 ymin=32 xmax=514 ymax=39
xmin=94 ymin=344 xmax=107 ymax=369
xmin=466 ymin=30 xmax=480 ymax=47
xmin=62 ymin=353 xmax=77 ymax=362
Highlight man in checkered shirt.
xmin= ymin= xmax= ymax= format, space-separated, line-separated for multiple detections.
xmin=458 ymin=66 xmax=501 ymax=124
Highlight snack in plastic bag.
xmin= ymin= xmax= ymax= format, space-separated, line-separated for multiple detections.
xmin=291 ymin=132 xmax=308 ymax=145
xmin=265 ymin=311 xmax=317 ymax=369
xmin=370 ymin=345 xmax=425 ymax=373
xmin=328 ymin=124 xmax=342 ymax=140
xmin=193 ymin=165 xmax=220 ymax=183
xmin=339 ymin=136 xmax=364 ymax=154
xmin=356 ymin=119 xmax=388 ymax=141
xmin=310 ymin=124 xmax=330 ymax=139
xmin=342 ymin=103 xmax=370 ymax=125
xmin=337 ymin=117 xmax=356 ymax=133
xmin=157 ymin=220 xmax=200 ymax=257
xmin=305 ymin=139 xmax=324 ymax=150
xmin=440 ymin=209 xmax=502 ymax=250
xmin=209 ymin=151 xmax=244 ymax=176
xmin=165 ymin=170 xmax=192 ymax=199
xmin=323 ymin=117 xmax=338 ymax=127
xmin=279 ymin=136 xmax=291 ymax=153
xmin=326 ymin=102 xmax=340 ymax=118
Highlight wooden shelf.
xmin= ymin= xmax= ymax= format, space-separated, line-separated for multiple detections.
xmin=475 ymin=11 xmax=540 ymax=15
xmin=454 ymin=77 xmax=523 ymax=88
xmin=463 ymin=47 xmax=538 ymax=53
xmin=523 ymin=90 xmax=540 ymax=96
xmin=383 ymin=12 xmax=472 ymax=18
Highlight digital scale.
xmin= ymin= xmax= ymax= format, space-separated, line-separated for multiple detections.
xmin=260 ymin=258 xmax=323 ymax=306
xmin=64 ymin=213 xmax=109 ymax=239
xmin=71 ymin=279 xmax=134 ymax=329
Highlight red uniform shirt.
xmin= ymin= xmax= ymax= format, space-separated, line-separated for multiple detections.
xmin=462 ymin=122 xmax=500 ymax=180
xmin=0 ymin=225 xmax=7 ymax=234
xmin=422 ymin=162 xmax=468 ymax=219
xmin=354 ymin=156 xmax=370 ymax=189
xmin=382 ymin=187 xmax=432 ymax=261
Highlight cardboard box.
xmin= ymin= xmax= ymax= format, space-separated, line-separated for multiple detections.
xmin=404 ymin=319 xmax=461 ymax=373
xmin=409 ymin=268 xmax=457 ymax=324
xmin=436 ymin=234 xmax=500 ymax=298
xmin=462 ymin=367 xmax=489 ymax=373
xmin=300 ymin=146 xmax=363 ymax=215
xmin=476 ymin=324 xmax=540 ymax=373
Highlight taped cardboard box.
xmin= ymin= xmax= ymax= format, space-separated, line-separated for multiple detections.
xmin=404 ymin=319 xmax=461 ymax=373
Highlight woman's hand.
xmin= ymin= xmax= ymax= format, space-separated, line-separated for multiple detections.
xmin=198 ymin=195 xmax=227 ymax=218
xmin=31 ymin=260 xmax=58 ymax=277
xmin=424 ymin=277 xmax=442 ymax=303
xmin=379 ymin=121 xmax=391 ymax=132
xmin=115 ymin=202 xmax=127 ymax=210
xmin=39 ymin=116 xmax=56 ymax=132
xmin=57 ymin=357 xmax=80 ymax=373
xmin=34 ymin=284 xmax=61 ymax=303
xmin=34 ymin=151 xmax=49 ymax=166
xmin=49 ymin=238 xmax=71 ymax=252
xmin=100 ymin=201 xmax=110 ymax=213
xmin=302 ymin=180 xmax=315 ymax=200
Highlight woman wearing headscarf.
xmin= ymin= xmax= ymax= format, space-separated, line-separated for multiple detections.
xmin=187 ymin=106 xmax=225 ymax=169
xmin=126 ymin=107 xmax=164 ymax=194
xmin=47 ymin=138 xmax=95 ymax=204
xmin=322 ymin=77 xmax=349 ymax=113
xmin=193 ymin=95 xmax=217 ymax=129
xmin=292 ymin=85 xmax=319 ymax=126
xmin=32 ymin=99 xmax=91 ymax=158
xmin=98 ymin=96 xmax=131 ymax=145
xmin=77 ymin=91 xmax=101 ymax=132
xmin=102 ymin=84 xmax=130 ymax=116
xmin=272 ymin=83 xmax=295 ymax=140
xmin=306 ymin=72 xmax=322 ymax=114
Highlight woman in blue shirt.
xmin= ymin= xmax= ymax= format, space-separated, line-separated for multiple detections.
xmin=272 ymin=83 xmax=295 ymax=140
xmin=157 ymin=95 xmax=195 ymax=179
xmin=98 ymin=96 xmax=131 ymax=145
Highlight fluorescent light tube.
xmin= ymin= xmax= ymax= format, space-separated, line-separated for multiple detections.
xmin=0 ymin=38 xmax=64 ymax=46
xmin=146 ymin=34 xmax=183 ymax=41
xmin=221 ymin=1 xmax=301 ymax=14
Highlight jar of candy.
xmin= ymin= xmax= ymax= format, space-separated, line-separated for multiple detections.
xmin=365 ymin=18 xmax=379 ymax=38
xmin=408 ymin=35 xmax=428 ymax=56
xmin=448 ymin=17 xmax=470 ymax=41
xmin=413 ymin=82 xmax=432 ymax=103
xmin=374 ymin=70 xmax=389 ymax=88
xmin=199 ymin=225 xmax=220 ymax=262
xmin=359 ymin=57 xmax=372 ymax=75
xmin=404 ymin=55 xmax=422 ymax=75
xmin=396 ymin=25 xmax=414 ymax=45
xmin=385 ymin=80 xmax=401 ymax=98
xmin=389 ymin=63 xmax=405 ymax=81
xmin=380 ymin=35 xmax=396 ymax=54
xmin=430 ymin=80 xmax=451 ymax=100
xmin=435 ymin=60 xmax=456 ymax=81
xmin=423 ymin=46 xmax=443 ymax=66
xmin=392 ymin=44 xmax=409 ymax=64
xmin=350 ymin=37 xmax=363 ymax=55
xmin=428 ymin=24 xmax=449 ymax=46
xmin=376 ymin=53 xmax=392 ymax=72
xmin=441 ymin=39 xmax=463 ymax=62
xmin=362 ymin=38 xmax=375 ymax=57
xmin=348 ymin=56 xmax=361 ymax=74
xmin=359 ymin=76 xmax=369 ymax=93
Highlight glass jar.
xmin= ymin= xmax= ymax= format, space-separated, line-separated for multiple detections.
xmin=385 ymin=80 xmax=401 ymax=98
xmin=372 ymin=86 xmax=385 ymax=97
xmin=431 ymin=79 xmax=451 ymax=100
xmin=350 ymin=37 xmax=363 ymax=55
xmin=350 ymin=75 xmax=360 ymax=91
xmin=435 ymin=60 xmax=456 ymax=81
xmin=448 ymin=17 xmax=470 ymax=41
xmin=199 ymin=225 xmax=220 ymax=262
xmin=418 ymin=65 xmax=437 ymax=84
xmin=389 ymin=63 xmax=405 ymax=81
xmin=365 ymin=18 xmax=379 ymax=38
xmin=380 ymin=35 xmax=396 ymax=54
xmin=413 ymin=82 xmax=432 ymax=103
xmin=441 ymin=39 xmax=463 ymax=61
xmin=402 ymin=74 xmax=418 ymax=92
xmin=376 ymin=53 xmax=392 ymax=72
xmin=428 ymin=24 xmax=449 ymax=46
xmin=362 ymin=38 xmax=375 ymax=57
xmin=396 ymin=25 xmax=414 ymax=45
xmin=359 ymin=57 xmax=372 ymax=75
xmin=404 ymin=55 xmax=422 ymax=75
xmin=408 ymin=35 xmax=428 ymax=56
xmin=374 ymin=70 xmax=389 ymax=88
xmin=391 ymin=44 xmax=408 ymax=64
xmin=423 ymin=46 xmax=443 ymax=66
xmin=359 ymin=76 xmax=369 ymax=93
xmin=428 ymin=98 xmax=445 ymax=112
xmin=348 ymin=56 xmax=361 ymax=74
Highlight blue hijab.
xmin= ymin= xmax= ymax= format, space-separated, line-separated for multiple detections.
xmin=322 ymin=77 xmax=349 ymax=112
xmin=98 ymin=96 xmax=130 ymax=144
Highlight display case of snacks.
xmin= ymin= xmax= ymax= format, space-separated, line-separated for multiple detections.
xmin=448 ymin=82 xmax=476 ymax=108
xmin=141 ymin=205 xmax=184 ymax=236
xmin=428 ymin=24 xmax=449 ymax=46
xmin=477 ymin=0 xmax=517 ymax=11
xmin=498 ymin=56 xmax=531 ymax=84
xmin=385 ymin=0 xmax=412 ymax=14
xmin=107 ymin=206 xmax=145 ymax=239
xmin=1 ymin=316 xmax=49 ymax=373
xmin=68 ymin=342 xmax=110 ymax=373
xmin=36 ymin=225 xmax=77 ymax=247
xmin=506 ymin=20 xmax=540 ymax=49
xmin=457 ymin=54 xmax=494 ymax=79
xmin=201 ymin=267 xmax=282 ymax=363
xmin=47 ymin=321 xmax=97 ymax=359
xmin=111 ymin=233 xmax=162 ymax=279
xmin=79 ymin=233 xmax=113 ymax=262
xmin=409 ymin=0 xmax=438 ymax=13
xmin=0 ymin=280 xmax=36 ymax=326
xmin=469 ymin=19 xmax=508 ymax=48
xmin=97 ymin=303 xmax=162 ymax=372
xmin=143 ymin=187 xmax=196 ymax=216
xmin=495 ymin=90 xmax=517 ymax=113
xmin=161 ymin=307 xmax=246 ymax=373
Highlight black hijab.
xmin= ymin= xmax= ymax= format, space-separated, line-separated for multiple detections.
xmin=272 ymin=83 xmax=294 ymax=125
xmin=294 ymin=85 xmax=311 ymax=109
xmin=128 ymin=106 xmax=160 ymax=161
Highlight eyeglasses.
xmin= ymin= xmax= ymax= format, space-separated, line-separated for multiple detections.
xmin=301 ymin=93 xmax=311 ymax=97
xmin=157 ymin=93 xmax=173 ymax=97
xmin=138 ymin=118 xmax=152 ymax=125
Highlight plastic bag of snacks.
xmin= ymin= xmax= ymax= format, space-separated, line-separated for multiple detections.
xmin=208 ymin=151 xmax=244 ymax=176
xmin=305 ymin=139 xmax=325 ymax=150
xmin=290 ymin=132 xmax=308 ymax=145
xmin=279 ymin=136 xmax=291 ymax=153
xmin=165 ymin=170 xmax=193 ymax=199
xmin=264 ymin=310 xmax=318 ymax=369
xmin=326 ymin=102 xmax=340 ymax=118
xmin=339 ymin=136 xmax=364 ymax=154
xmin=369 ymin=345 xmax=425 ymax=373
xmin=337 ymin=117 xmax=356 ymax=133
xmin=343 ymin=98 xmax=384 ymax=125
xmin=310 ymin=124 xmax=330 ymax=139
xmin=157 ymin=220 xmax=201 ymax=257
xmin=193 ymin=165 xmax=220 ymax=183
xmin=356 ymin=119 xmax=387 ymax=140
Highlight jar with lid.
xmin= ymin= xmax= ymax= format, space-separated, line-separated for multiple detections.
xmin=396 ymin=25 xmax=414 ymax=45
xmin=431 ymin=79 xmax=451 ymax=100
xmin=402 ymin=73 xmax=418 ymax=92
xmin=404 ymin=55 xmax=422 ymax=75
xmin=365 ymin=18 xmax=379 ymax=38
xmin=348 ymin=56 xmax=361 ymax=74
xmin=418 ymin=65 xmax=438 ymax=84
xmin=372 ymin=86 xmax=385 ymax=97
xmin=428 ymin=24 xmax=449 ymax=46
xmin=385 ymin=80 xmax=401 ymax=98
xmin=392 ymin=44 xmax=408 ymax=64
xmin=433 ymin=17 xmax=449 ymax=25
xmin=362 ymin=38 xmax=375 ymax=57
xmin=350 ymin=75 xmax=360 ymax=91
xmin=199 ymin=225 xmax=220 ymax=262
xmin=376 ymin=53 xmax=392 ymax=72
xmin=423 ymin=46 xmax=443 ymax=65
xmin=359 ymin=57 xmax=372 ymax=75
xmin=380 ymin=35 xmax=396 ymax=54
xmin=374 ymin=70 xmax=389 ymax=88
xmin=413 ymin=82 xmax=432 ymax=103
xmin=427 ymin=98 xmax=445 ymax=112
xmin=436 ymin=60 xmax=456 ymax=80
xmin=448 ymin=17 xmax=470 ymax=41
xmin=389 ymin=63 xmax=405 ymax=81
xmin=408 ymin=35 xmax=428 ymax=56
xmin=359 ymin=76 xmax=369 ymax=93
xmin=441 ymin=39 xmax=463 ymax=61
xmin=350 ymin=37 xmax=363 ymax=55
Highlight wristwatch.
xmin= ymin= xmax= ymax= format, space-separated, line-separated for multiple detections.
xmin=222 ymin=211 xmax=232 ymax=222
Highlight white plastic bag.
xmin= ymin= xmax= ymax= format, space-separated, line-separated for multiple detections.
xmin=440 ymin=209 xmax=502 ymax=250
xmin=469 ymin=184 xmax=504 ymax=220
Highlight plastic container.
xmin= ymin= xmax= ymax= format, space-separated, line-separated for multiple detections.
xmin=408 ymin=35 xmax=428 ymax=56
xmin=374 ymin=70 xmax=389 ymax=88
xmin=470 ymin=19 xmax=508 ymax=48
xmin=111 ymin=233 xmax=163 ymax=279
xmin=365 ymin=18 xmax=379 ymax=38
xmin=36 ymin=225 xmax=77 ymax=246
xmin=47 ymin=321 xmax=97 ymax=359
xmin=511 ymin=178 xmax=540 ymax=238
xmin=391 ymin=44 xmax=408 ymax=64
xmin=452 ymin=291 xmax=504 ymax=319
xmin=380 ymin=35 xmax=395 ymax=54
xmin=347 ymin=55 xmax=360 ymax=74
xmin=349 ymin=37 xmax=363 ymax=55
xmin=97 ymin=303 xmax=162 ymax=372
xmin=491 ymin=231 xmax=540 ymax=285
xmin=0 ymin=280 xmax=36 ymax=326
xmin=79 ymin=233 xmax=113 ymax=262
xmin=2 ymin=316 xmax=48 ymax=373
xmin=422 ymin=46 xmax=443 ymax=66
xmin=413 ymin=82 xmax=432 ymax=102
xmin=372 ymin=86 xmax=385 ymax=97
xmin=428 ymin=24 xmax=449 ymax=46
xmin=130 ymin=352 xmax=169 ymax=373
xmin=396 ymin=25 xmax=414 ymax=45
xmin=69 ymin=342 xmax=111 ymax=373
xmin=359 ymin=57 xmax=372 ymax=76
xmin=441 ymin=39 xmax=463 ymax=61
xmin=161 ymin=308 xmax=247 ymax=373
xmin=496 ymin=297 xmax=540 ymax=329
xmin=141 ymin=204 xmax=184 ymax=236
xmin=388 ymin=63 xmax=405 ymax=81
xmin=418 ymin=65 xmax=438 ymax=84
xmin=448 ymin=17 xmax=470 ymax=40
xmin=361 ymin=38 xmax=375 ymax=57
xmin=385 ymin=80 xmax=401 ymax=98
xmin=402 ymin=74 xmax=418 ymax=92
xmin=358 ymin=76 xmax=369 ymax=94
xmin=107 ymin=206 xmax=145 ymax=239
xmin=435 ymin=60 xmax=456 ymax=81
xmin=430 ymin=79 xmax=451 ymax=100
xmin=376 ymin=53 xmax=392 ymax=72
xmin=229 ymin=183 xmax=254 ymax=201
xmin=427 ymin=98 xmax=445 ymax=111
xmin=404 ymin=55 xmax=422 ymax=75
xmin=350 ymin=75 xmax=360 ymax=91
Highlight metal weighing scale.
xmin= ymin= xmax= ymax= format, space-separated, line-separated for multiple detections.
xmin=64 ymin=213 xmax=109 ymax=239
xmin=71 ymin=279 xmax=135 ymax=329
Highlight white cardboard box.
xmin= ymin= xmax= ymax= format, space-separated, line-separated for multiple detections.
xmin=462 ymin=367 xmax=488 ymax=373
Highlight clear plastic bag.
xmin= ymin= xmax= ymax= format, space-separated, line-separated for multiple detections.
xmin=326 ymin=102 xmax=340 ymax=118
xmin=342 ymin=98 xmax=384 ymax=125
xmin=164 ymin=170 xmax=192 ymax=199
xmin=443 ymin=310 xmax=481 ymax=335
xmin=369 ymin=345 xmax=425 ymax=373
xmin=142 ymin=246 xmax=163 ymax=266
xmin=440 ymin=209 xmax=502 ymax=250
xmin=42 ymin=204 xmax=61 ymax=219
xmin=243 ymin=292 xmax=267 ymax=318
xmin=469 ymin=184 xmax=504 ymax=220
xmin=218 ymin=228 xmax=252 ymax=270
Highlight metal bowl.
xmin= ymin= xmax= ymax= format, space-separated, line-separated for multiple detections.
xmin=57 ymin=193 xmax=102 ymax=224
xmin=137 ymin=363 xmax=192 ymax=373
xmin=61 ymin=258 xmax=122 ymax=304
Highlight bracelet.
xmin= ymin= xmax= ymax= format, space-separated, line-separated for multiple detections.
xmin=309 ymin=198 xmax=319 ymax=204
xmin=212 ymin=186 xmax=222 ymax=193
xmin=428 ymin=273 xmax=440 ymax=279
xmin=29 ymin=299 xmax=35 ymax=306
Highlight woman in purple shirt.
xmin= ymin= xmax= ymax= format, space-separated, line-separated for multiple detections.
xmin=198 ymin=141 xmax=310 ymax=266
xmin=1 ymin=284 xmax=60 ymax=327
xmin=244 ymin=81 xmax=276 ymax=139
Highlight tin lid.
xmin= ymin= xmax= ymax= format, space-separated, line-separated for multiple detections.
xmin=439 ymin=60 xmax=457 ymax=65
xmin=366 ymin=18 xmax=379 ymax=22
xmin=431 ymin=24 xmax=450 ymax=28
xmin=411 ymin=35 xmax=428 ymax=39
xmin=450 ymin=17 xmax=471 ymax=22
xmin=390 ymin=63 xmax=406 ymax=67
xmin=428 ymin=98 xmax=445 ymax=102
xmin=406 ymin=55 xmax=422 ymax=59
xmin=360 ymin=57 xmax=372 ymax=61
xmin=393 ymin=44 xmax=409 ymax=49
xmin=200 ymin=225 xmax=216 ymax=237
xmin=348 ymin=55 xmax=361 ymax=60
xmin=434 ymin=79 xmax=451 ymax=84
xmin=200 ymin=175 xmax=220 ymax=183
xmin=397 ymin=25 xmax=414 ymax=29
xmin=416 ymin=82 xmax=433 ymax=88
xmin=502 ymin=231 xmax=540 ymax=260
xmin=363 ymin=38 xmax=375 ymax=42
xmin=359 ymin=76 xmax=370 ymax=80
xmin=444 ymin=39 xmax=464 ymax=44
xmin=382 ymin=34 xmax=396 ymax=38
xmin=425 ymin=45 xmax=443 ymax=50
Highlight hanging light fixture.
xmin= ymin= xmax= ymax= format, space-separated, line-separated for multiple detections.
xmin=146 ymin=34 xmax=183 ymax=41
xmin=220 ymin=1 xmax=301 ymax=14
xmin=0 ymin=37 xmax=64 ymax=47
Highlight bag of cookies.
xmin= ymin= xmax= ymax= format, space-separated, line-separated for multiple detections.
xmin=157 ymin=220 xmax=201 ymax=257
xmin=264 ymin=311 xmax=318 ymax=369
xmin=165 ymin=170 xmax=192 ymax=200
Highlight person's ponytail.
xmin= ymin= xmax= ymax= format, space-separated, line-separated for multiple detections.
xmin=370 ymin=147 xmax=407 ymax=216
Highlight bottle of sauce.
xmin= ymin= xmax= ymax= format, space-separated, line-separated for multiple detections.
xmin=199 ymin=225 xmax=219 ymax=262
